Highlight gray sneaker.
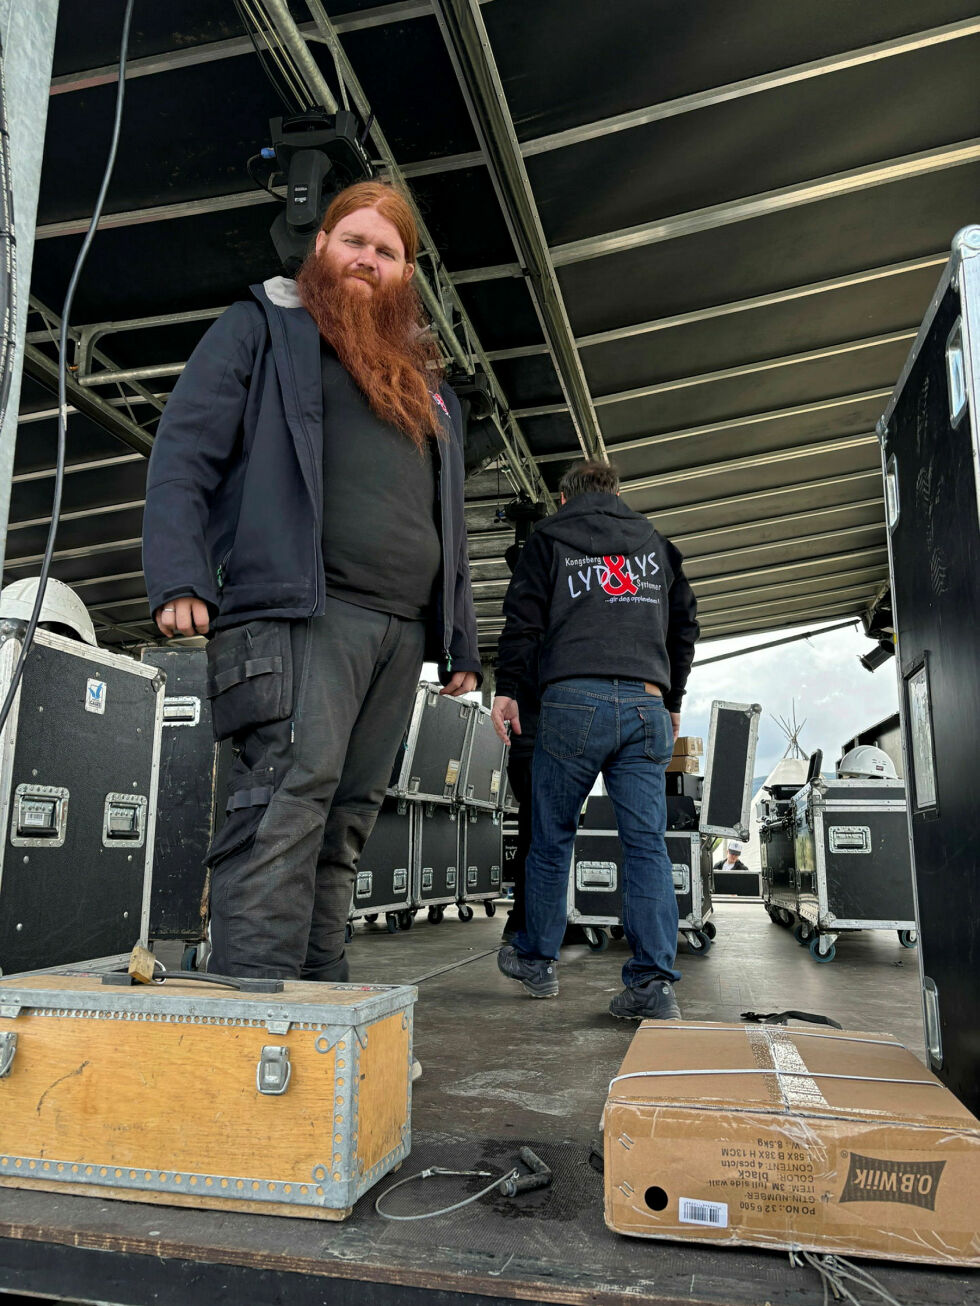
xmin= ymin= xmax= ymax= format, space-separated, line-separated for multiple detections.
xmin=609 ymin=978 xmax=681 ymax=1021
xmin=497 ymin=945 xmax=558 ymax=998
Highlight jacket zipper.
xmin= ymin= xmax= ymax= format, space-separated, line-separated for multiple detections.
xmin=436 ymin=426 xmax=452 ymax=672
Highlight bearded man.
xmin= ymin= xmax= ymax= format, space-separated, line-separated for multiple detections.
xmin=143 ymin=180 xmax=480 ymax=981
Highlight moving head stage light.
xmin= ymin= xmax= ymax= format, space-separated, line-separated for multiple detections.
xmin=262 ymin=108 xmax=373 ymax=274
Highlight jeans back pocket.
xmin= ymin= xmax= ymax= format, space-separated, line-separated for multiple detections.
xmin=539 ymin=702 xmax=595 ymax=759
xmin=206 ymin=621 xmax=293 ymax=741
xmin=637 ymin=704 xmax=674 ymax=765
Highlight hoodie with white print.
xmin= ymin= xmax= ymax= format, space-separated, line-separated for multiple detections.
xmin=495 ymin=492 xmax=699 ymax=711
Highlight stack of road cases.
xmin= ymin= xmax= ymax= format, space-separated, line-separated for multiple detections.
xmin=350 ymin=798 xmax=414 ymax=933
xmin=566 ymin=796 xmax=715 ymax=954
xmin=139 ymin=644 xmax=220 ymax=962
xmin=0 ymin=625 xmax=163 ymax=974
xmin=0 ymin=967 xmax=416 ymax=1221
xmin=414 ymin=801 xmax=460 ymax=924
xmin=457 ymin=806 xmax=503 ymax=921
xmin=791 ymin=778 xmax=916 ymax=964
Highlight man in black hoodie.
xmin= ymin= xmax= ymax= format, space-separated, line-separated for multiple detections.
xmin=490 ymin=461 xmax=699 ymax=1019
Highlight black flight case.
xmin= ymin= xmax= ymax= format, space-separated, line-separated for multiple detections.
xmin=0 ymin=626 xmax=163 ymax=974
xmin=456 ymin=806 xmax=503 ymax=922
xmin=878 ymin=225 xmax=980 ymax=1111
xmin=349 ymin=796 xmax=414 ymax=934
xmin=414 ymin=801 xmax=460 ymax=924
xmin=791 ymin=779 xmax=916 ymax=964
xmin=139 ymin=645 xmax=222 ymax=963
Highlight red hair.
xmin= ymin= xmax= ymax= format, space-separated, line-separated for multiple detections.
xmin=319 ymin=179 xmax=420 ymax=263
xmin=296 ymin=180 xmax=443 ymax=448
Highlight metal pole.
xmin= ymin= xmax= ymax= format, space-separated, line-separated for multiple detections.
xmin=0 ymin=0 xmax=60 ymax=572
xmin=695 ymin=619 xmax=860 ymax=665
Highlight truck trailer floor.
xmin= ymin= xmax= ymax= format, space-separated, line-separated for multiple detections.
xmin=1 ymin=902 xmax=976 ymax=1306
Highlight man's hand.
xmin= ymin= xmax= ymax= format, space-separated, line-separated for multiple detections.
xmin=669 ymin=712 xmax=681 ymax=742
xmin=155 ymin=596 xmax=210 ymax=638
xmin=491 ymin=695 xmax=521 ymax=745
xmin=439 ymin=671 xmax=478 ymax=698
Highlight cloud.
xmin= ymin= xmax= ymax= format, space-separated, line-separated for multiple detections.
xmin=681 ymin=621 xmax=899 ymax=775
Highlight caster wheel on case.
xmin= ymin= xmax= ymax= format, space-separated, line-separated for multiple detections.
xmin=584 ymin=927 xmax=609 ymax=952
xmin=702 ymin=920 xmax=717 ymax=940
xmin=385 ymin=913 xmax=400 ymax=934
xmin=364 ymin=914 xmax=379 ymax=925
xmin=610 ymin=925 xmax=625 ymax=941
xmin=689 ymin=929 xmax=712 ymax=953
xmin=458 ymin=903 xmax=474 ymax=922
xmin=398 ymin=910 xmax=414 ymax=931
xmin=427 ymin=905 xmax=445 ymax=925
xmin=793 ymin=922 xmax=812 ymax=945
xmin=809 ymin=936 xmax=836 ymax=964
xmin=180 ymin=943 xmax=200 ymax=972
xmin=344 ymin=923 xmax=354 ymax=944
xmin=484 ymin=900 xmax=497 ymax=917
xmin=898 ymin=929 xmax=917 ymax=949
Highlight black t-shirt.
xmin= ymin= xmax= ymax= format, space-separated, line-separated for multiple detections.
xmin=320 ymin=347 xmax=441 ymax=621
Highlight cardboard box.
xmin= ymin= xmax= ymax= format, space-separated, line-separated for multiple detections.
xmin=666 ymin=756 xmax=700 ymax=774
xmin=603 ymin=1022 xmax=980 ymax=1266
xmin=672 ymin=737 xmax=703 ymax=756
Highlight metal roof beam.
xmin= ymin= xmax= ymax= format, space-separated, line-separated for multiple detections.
xmin=531 ymin=389 xmax=891 ymax=463
xmin=282 ymin=0 xmax=554 ymax=508
xmin=698 ymin=601 xmax=866 ymax=640
xmin=48 ymin=4 xmax=435 ymax=96
xmin=696 ymin=565 xmax=887 ymax=608
xmin=700 ymin=581 xmax=881 ymax=625
xmin=620 ymin=433 xmax=879 ymax=494
xmin=454 ymin=139 xmax=980 ymax=281
xmin=13 ymin=453 xmax=143 ymax=484
xmin=21 ymin=347 xmax=154 ymax=457
xmin=484 ymin=253 xmax=946 ymax=362
xmin=431 ymin=0 xmax=605 ymax=460
xmin=7 ymin=499 xmax=145 ymax=534
xmin=512 ymin=332 xmax=912 ymax=419
xmin=3 ymin=536 xmax=143 ymax=573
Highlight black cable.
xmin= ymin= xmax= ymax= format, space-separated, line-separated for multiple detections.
xmin=0 ymin=0 xmax=135 ymax=737
xmin=0 ymin=28 xmax=17 ymax=436
xmin=246 ymin=152 xmax=284 ymax=202
xmin=232 ymin=0 xmax=297 ymax=113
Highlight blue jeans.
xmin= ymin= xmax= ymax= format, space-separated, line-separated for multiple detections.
xmin=514 ymin=678 xmax=681 ymax=986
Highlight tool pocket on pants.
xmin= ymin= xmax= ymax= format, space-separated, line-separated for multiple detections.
xmin=637 ymin=704 xmax=674 ymax=765
xmin=539 ymin=702 xmax=595 ymax=759
xmin=206 ymin=621 xmax=293 ymax=741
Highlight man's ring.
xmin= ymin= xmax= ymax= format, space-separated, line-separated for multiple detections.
xmin=163 ymin=606 xmax=175 ymax=612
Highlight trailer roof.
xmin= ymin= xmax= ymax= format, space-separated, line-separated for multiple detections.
xmin=14 ymin=1 xmax=980 ymax=650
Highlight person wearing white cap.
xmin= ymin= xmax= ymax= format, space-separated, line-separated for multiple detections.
xmin=713 ymin=840 xmax=747 ymax=870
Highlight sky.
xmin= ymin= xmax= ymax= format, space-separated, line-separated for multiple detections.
xmin=680 ymin=619 xmax=899 ymax=777
xmin=424 ymin=617 xmax=900 ymax=779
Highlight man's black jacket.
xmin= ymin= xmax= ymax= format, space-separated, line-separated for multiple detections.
xmin=495 ymin=492 xmax=698 ymax=711
xmin=142 ymin=278 xmax=481 ymax=682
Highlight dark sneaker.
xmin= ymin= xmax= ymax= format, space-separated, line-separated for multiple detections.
xmin=497 ymin=945 xmax=558 ymax=998
xmin=609 ymin=978 xmax=681 ymax=1021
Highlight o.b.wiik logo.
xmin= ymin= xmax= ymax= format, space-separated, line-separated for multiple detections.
xmin=839 ymin=1153 xmax=946 ymax=1210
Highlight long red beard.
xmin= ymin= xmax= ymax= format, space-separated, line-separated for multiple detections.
xmin=296 ymin=253 xmax=444 ymax=450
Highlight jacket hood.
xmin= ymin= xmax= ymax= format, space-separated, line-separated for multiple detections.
xmin=535 ymin=492 xmax=656 ymax=555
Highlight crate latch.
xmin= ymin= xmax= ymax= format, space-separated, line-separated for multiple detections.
xmin=256 ymin=1045 xmax=291 ymax=1095
xmin=0 ymin=1032 xmax=17 ymax=1077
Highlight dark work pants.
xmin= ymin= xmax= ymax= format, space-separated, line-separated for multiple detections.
xmin=207 ymin=597 xmax=426 ymax=980
xmin=504 ymin=751 xmax=532 ymax=932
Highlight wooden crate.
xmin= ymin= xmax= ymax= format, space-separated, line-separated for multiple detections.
xmin=0 ymin=972 xmax=415 ymax=1219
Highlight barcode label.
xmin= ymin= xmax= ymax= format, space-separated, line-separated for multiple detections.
xmin=678 ymin=1197 xmax=728 ymax=1227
